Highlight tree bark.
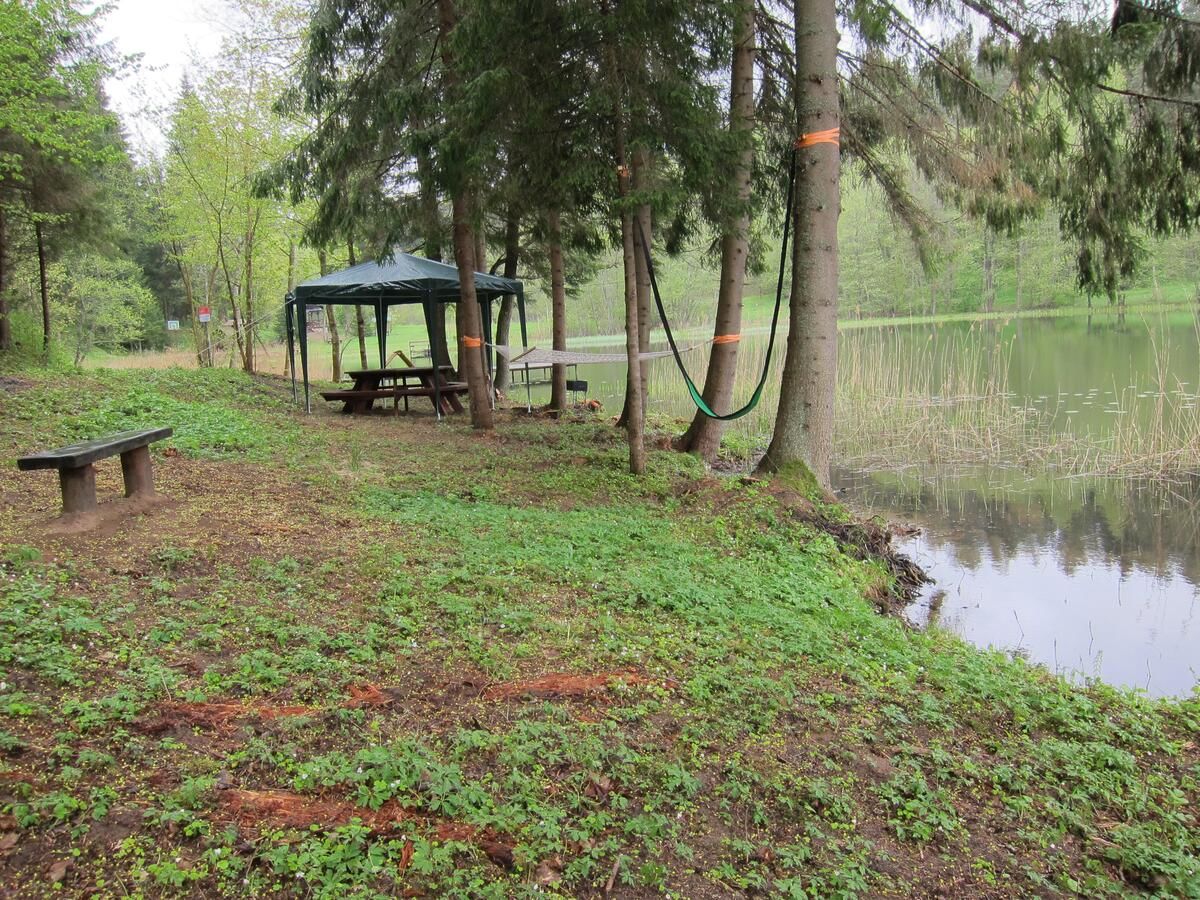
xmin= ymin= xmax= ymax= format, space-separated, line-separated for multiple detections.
xmin=0 ymin=206 xmax=12 ymax=352
xmin=319 ymin=249 xmax=342 ymax=382
xmin=417 ymin=138 xmax=454 ymax=371
xmin=438 ymin=0 xmax=493 ymax=430
xmin=35 ymin=221 xmax=50 ymax=352
xmin=1015 ymin=236 xmax=1024 ymax=310
xmin=450 ymin=193 xmax=494 ymax=429
xmin=547 ymin=208 xmax=568 ymax=412
xmin=241 ymin=206 xmax=259 ymax=373
xmin=175 ymin=253 xmax=204 ymax=367
xmin=347 ymin=239 xmax=368 ymax=367
xmin=611 ymin=84 xmax=645 ymax=471
xmin=982 ymin=230 xmax=996 ymax=314
xmin=619 ymin=151 xmax=653 ymax=427
xmin=493 ymin=209 xmax=520 ymax=392
xmin=284 ymin=239 xmax=296 ymax=378
xmin=678 ymin=0 xmax=755 ymax=460
xmin=758 ymin=0 xmax=840 ymax=489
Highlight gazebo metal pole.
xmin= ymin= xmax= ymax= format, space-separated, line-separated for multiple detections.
xmin=517 ymin=285 xmax=531 ymax=412
xmin=425 ymin=290 xmax=442 ymax=421
xmin=375 ymin=297 xmax=387 ymax=369
xmin=483 ymin=297 xmax=495 ymax=409
xmin=298 ymin=301 xmax=311 ymax=413
xmin=285 ymin=297 xmax=297 ymax=403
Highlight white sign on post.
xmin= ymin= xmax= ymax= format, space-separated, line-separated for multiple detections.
xmin=166 ymin=320 xmax=180 ymax=331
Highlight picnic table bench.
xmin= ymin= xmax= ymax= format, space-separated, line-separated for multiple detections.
xmin=17 ymin=427 xmax=173 ymax=517
xmin=321 ymin=366 xmax=468 ymax=415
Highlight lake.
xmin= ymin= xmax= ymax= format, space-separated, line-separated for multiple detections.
xmin=519 ymin=308 xmax=1200 ymax=697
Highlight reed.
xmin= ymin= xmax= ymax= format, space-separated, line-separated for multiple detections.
xmin=832 ymin=322 xmax=1200 ymax=481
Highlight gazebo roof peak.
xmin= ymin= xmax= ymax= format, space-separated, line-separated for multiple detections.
xmin=291 ymin=250 xmax=520 ymax=304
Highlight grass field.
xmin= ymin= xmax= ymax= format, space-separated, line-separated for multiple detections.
xmin=0 ymin=368 xmax=1197 ymax=898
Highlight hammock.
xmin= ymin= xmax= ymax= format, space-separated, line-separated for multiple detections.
xmin=491 ymin=343 xmax=703 ymax=367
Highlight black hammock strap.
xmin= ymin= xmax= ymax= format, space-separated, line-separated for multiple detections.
xmin=634 ymin=146 xmax=797 ymax=421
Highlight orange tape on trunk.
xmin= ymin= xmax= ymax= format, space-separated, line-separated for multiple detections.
xmin=713 ymin=334 xmax=741 ymax=345
xmin=463 ymin=336 xmax=483 ymax=349
xmin=794 ymin=127 xmax=840 ymax=149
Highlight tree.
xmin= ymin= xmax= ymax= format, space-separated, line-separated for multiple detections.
xmin=437 ymin=0 xmax=493 ymax=429
xmin=0 ymin=0 xmax=119 ymax=353
xmin=51 ymin=251 xmax=156 ymax=364
xmin=677 ymin=0 xmax=756 ymax=460
xmin=164 ymin=41 xmax=300 ymax=373
xmin=758 ymin=0 xmax=840 ymax=485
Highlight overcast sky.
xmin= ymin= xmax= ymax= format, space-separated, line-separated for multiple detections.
xmin=99 ymin=0 xmax=230 ymax=157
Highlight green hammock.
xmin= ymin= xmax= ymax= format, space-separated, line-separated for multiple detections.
xmin=635 ymin=146 xmax=796 ymax=421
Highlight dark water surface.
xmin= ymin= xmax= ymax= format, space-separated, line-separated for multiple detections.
xmin=832 ymin=468 xmax=1200 ymax=697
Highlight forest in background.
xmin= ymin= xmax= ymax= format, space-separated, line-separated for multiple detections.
xmin=3 ymin=0 xmax=1199 ymax=373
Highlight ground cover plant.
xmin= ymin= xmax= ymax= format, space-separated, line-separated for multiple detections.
xmin=0 ymin=368 xmax=1197 ymax=898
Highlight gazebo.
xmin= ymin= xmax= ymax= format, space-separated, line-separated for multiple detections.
xmin=284 ymin=252 xmax=526 ymax=413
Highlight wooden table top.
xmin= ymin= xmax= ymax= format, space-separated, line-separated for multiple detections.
xmin=345 ymin=365 xmax=453 ymax=378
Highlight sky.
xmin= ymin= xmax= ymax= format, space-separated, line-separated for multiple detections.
xmin=98 ymin=0 xmax=231 ymax=157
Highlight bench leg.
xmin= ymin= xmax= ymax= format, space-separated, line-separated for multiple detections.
xmin=60 ymin=464 xmax=98 ymax=515
xmin=120 ymin=446 xmax=156 ymax=498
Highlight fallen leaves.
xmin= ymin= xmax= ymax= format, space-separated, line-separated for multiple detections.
xmin=140 ymin=683 xmax=394 ymax=733
xmin=216 ymin=789 xmax=515 ymax=869
xmin=481 ymin=670 xmax=662 ymax=701
xmin=47 ymin=859 xmax=71 ymax=884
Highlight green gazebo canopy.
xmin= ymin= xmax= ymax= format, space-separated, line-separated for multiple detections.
xmin=284 ymin=251 xmax=526 ymax=413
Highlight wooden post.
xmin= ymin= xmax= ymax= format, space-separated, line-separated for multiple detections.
xmin=120 ymin=446 xmax=155 ymax=499
xmin=60 ymin=465 xmax=98 ymax=515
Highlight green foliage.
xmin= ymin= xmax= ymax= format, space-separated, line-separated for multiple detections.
xmin=0 ymin=370 xmax=1196 ymax=897
xmin=1 ymin=368 xmax=303 ymax=458
xmin=50 ymin=251 xmax=158 ymax=363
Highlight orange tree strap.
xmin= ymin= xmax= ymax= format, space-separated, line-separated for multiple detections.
xmin=463 ymin=336 xmax=483 ymax=349
xmin=794 ymin=127 xmax=840 ymax=149
xmin=712 ymin=334 xmax=741 ymax=345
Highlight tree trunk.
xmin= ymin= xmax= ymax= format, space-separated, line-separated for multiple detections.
xmin=982 ymin=230 xmax=996 ymax=314
xmin=611 ymin=89 xmax=645 ymax=471
xmin=284 ymin=239 xmax=296 ymax=378
xmin=1015 ymin=236 xmax=1024 ymax=310
xmin=547 ymin=208 xmax=568 ymax=412
xmin=242 ymin=209 xmax=259 ymax=374
xmin=619 ymin=151 xmax=653 ymax=427
xmin=494 ymin=209 xmax=520 ymax=392
xmin=758 ymin=0 xmax=840 ymax=489
xmin=347 ymin=239 xmax=368 ymax=367
xmin=450 ymin=193 xmax=494 ymax=429
xmin=0 ymin=206 xmax=12 ymax=352
xmin=438 ymin=0 xmax=493 ymax=430
xmin=678 ymin=0 xmax=755 ymax=460
xmin=417 ymin=138 xmax=454 ymax=372
xmin=35 ymin=222 xmax=50 ymax=352
xmin=319 ymin=249 xmax=342 ymax=382
xmin=177 ymin=258 xmax=203 ymax=367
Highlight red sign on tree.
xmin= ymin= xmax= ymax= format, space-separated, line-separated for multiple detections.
xmin=197 ymin=307 xmax=211 ymax=323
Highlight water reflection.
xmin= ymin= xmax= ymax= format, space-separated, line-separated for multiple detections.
xmin=834 ymin=467 xmax=1200 ymax=697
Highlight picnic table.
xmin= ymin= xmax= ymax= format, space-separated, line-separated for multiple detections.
xmin=320 ymin=366 xmax=468 ymax=415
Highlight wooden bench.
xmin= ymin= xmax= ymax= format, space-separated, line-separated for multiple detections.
xmin=17 ymin=428 xmax=173 ymax=517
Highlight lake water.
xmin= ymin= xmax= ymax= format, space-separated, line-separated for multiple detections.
xmin=519 ymin=308 xmax=1200 ymax=697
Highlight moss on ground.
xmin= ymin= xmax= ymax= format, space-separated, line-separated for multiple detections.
xmin=0 ymin=369 xmax=1196 ymax=898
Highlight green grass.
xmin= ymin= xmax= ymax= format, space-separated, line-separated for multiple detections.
xmin=0 ymin=368 xmax=1196 ymax=897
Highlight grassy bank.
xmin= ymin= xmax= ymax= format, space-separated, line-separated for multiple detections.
xmin=0 ymin=368 xmax=1197 ymax=898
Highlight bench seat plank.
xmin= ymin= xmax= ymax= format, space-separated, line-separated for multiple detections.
xmin=321 ymin=385 xmax=469 ymax=401
xmin=17 ymin=428 xmax=174 ymax=472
